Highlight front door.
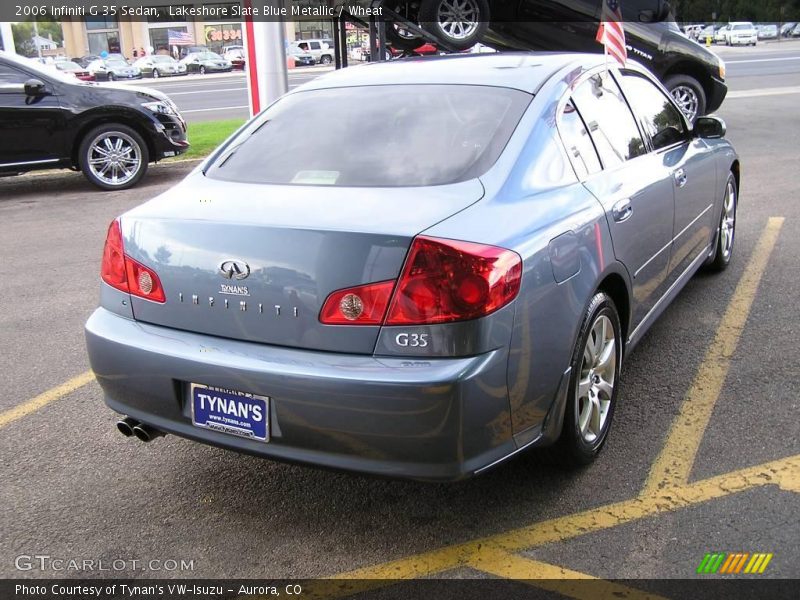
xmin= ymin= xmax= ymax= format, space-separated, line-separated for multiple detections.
xmin=0 ymin=61 xmax=65 ymax=166
xmin=570 ymin=71 xmax=676 ymax=330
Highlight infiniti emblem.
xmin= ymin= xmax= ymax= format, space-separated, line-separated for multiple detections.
xmin=219 ymin=260 xmax=250 ymax=280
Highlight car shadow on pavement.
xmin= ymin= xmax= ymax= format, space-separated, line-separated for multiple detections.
xmin=0 ymin=162 xmax=197 ymax=204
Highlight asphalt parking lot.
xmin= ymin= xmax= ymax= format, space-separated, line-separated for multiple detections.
xmin=1 ymin=44 xmax=798 ymax=594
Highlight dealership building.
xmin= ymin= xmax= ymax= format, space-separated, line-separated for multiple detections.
xmin=61 ymin=4 xmax=328 ymax=59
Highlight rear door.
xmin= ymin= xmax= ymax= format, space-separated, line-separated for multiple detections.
xmin=0 ymin=61 xmax=66 ymax=166
xmin=568 ymin=71 xmax=675 ymax=329
xmin=619 ymin=70 xmax=717 ymax=282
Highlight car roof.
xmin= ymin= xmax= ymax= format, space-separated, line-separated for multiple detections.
xmin=299 ymin=52 xmax=604 ymax=95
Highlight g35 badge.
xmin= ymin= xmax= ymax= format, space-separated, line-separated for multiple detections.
xmin=395 ymin=333 xmax=429 ymax=348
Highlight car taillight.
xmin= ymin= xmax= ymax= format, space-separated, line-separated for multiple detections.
xmin=318 ymin=236 xmax=522 ymax=326
xmin=385 ymin=236 xmax=522 ymax=325
xmin=319 ymin=280 xmax=395 ymax=325
xmin=100 ymin=219 xmax=166 ymax=303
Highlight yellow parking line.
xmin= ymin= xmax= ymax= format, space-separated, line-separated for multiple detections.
xmin=470 ymin=550 xmax=670 ymax=600
xmin=642 ymin=217 xmax=785 ymax=494
xmin=298 ymin=453 xmax=800 ymax=596
xmin=0 ymin=371 xmax=95 ymax=430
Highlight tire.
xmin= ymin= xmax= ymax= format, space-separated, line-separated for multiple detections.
xmin=549 ymin=292 xmax=622 ymax=466
xmin=665 ymin=74 xmax=707 ymax=122
xmin=199 ymin=65 xmax=206 ymax=74
xmin=704 ymin=173 xmax=737 ymax=271
xmin=419 ymin=0 xmax=489 ymax=51
xmin=78 ymin=123 xmax=149 ymax=191
xmin=383 ymin=1 xmax=426 ymax=51
xmin=152 ymin=69 xmax=159 ymax=78
xmin=107 ymin=72 xmax=115 ymax=81
xmin=320 ymin=54 xmax=332 ymax=65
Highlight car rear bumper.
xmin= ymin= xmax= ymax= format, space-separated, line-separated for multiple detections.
xmin=85 ymin=308 xmax=516 ymax=481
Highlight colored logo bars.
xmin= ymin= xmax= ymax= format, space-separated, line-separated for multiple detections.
xmin=697 ymin=552 xmax=773 ymax=574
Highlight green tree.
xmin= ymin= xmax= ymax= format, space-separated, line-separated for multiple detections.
xmin=11 ymin=18 xmax=64 ymax=57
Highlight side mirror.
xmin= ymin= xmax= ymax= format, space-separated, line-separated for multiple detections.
xmin=641 ymin=1 xmax=672 ymax=22
xmin=24 ymin=78 xmax=47 ymax=96
xmin=694 ymin=116 xmax=726 ymax=139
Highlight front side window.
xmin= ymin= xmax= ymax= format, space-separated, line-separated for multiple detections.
xmin=0 ymin=63 xmax=28 ymax=85
xmin=206 ymin=85 xmax=531 ymax=187
xmin=572 ymin=74 xmax=646 ymax=168
xmin=621 ymin=73 xmax=686 ymax=151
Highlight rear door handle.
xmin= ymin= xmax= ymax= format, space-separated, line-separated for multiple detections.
xmin=612 ymin=198 xmax=633 ymax=223
xmin=674 ymin=168 xmax=688 ymax=188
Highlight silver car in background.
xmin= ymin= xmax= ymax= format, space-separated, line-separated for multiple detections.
xmin=134 ymin=55 xmax=187 ymax=78
xmin=85 ymin=53 xmax=740 ymax=480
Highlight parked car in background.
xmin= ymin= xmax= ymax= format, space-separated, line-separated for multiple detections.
xmin=88 ymin=58 xmax=142 ymax=81
xmin=179 ymin=45 xmax=210 ymax=59
xmin=85 ymin=53 xmax=740 ymax=479
xmin=792 ymin=23 xmax=800 ymax=37
xmin=471 ymin=3 xmax=728 ymax=122
xmin=134 ymin=55 xmax=186 ymax=78
xmin=72 ymin=55 xmax=100 ymax=68
xmin=287 ymin=45 xmax=316 ymax=67
xmin=223 ymin=47 xmax=246 ymax=70
xmin=293 ymin=39 xmax=335 ymax=64
xmin=698 ymin=25 xmax=716 ymax=41
xmin=726 ymin=22 xmax=758 ymax=45
xmin=222 ymin=45 xmax=244 ymax=56
xmin=106 ymin=53 xmax=130 ymax=64
xmin=757 ymin=24 xmax=779 ymax=40
xmin=780 ymin=22 xmax=797 ymax=37
xmin=714 ymin=24 xmax=730 ymax=43
xmin=0 ymin=51 xmax=188 ymax=190
xmin=179 ymin=51 xmax=232 ymax=74
xmin=53 ymin=60 xmax=94 ymax=81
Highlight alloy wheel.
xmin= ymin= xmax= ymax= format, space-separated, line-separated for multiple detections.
xmin=576 ymin=314 xmax=616 ymax=444
xmin=670 ymin=85 xmax=699 ymax=121
xmin=436 ymin=0 xmax=480 ymax=40
xmin=720 ymin=178 xmax=737 ymax=260
xmin=86 ymin=132 xmax=143 ymax=187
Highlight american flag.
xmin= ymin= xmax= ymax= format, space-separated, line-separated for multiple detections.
xmin=168 ymin=30 xmax=195 ymax=46
xmin=596 ymin=0 xmax=627 ymax=67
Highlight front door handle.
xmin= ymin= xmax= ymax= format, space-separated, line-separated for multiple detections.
xmin=612 ymin=198 xmax=633 ymax=223
xmin=674 ymin=168 xmax=688 ymax=188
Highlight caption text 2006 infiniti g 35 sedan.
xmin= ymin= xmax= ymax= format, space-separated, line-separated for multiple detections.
xmin=85 ymin=53 xmax=739 ymax=480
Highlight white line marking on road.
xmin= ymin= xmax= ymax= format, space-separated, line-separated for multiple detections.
xmin=727 ymin=86 xmax=800 ymax=98
xmin=181 ymin=105 xmax=250 ymax=113
xmin=168 ymin=87 xmax=247 ymax=96
xmin=727 ymin=56 xmax=800 ymax=64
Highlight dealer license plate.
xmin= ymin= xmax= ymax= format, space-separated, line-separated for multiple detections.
xmin=190 ymin=384 xmax=269 ymax=442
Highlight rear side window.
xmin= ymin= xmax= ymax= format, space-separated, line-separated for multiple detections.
xmin=558 ymin=100 xmax=602 ymax=179
xmin=571 ymin=74 xmax=646 ymax=168
xmin=621 ymin=73 xmax=686 ymax=150
xmin=206 ymin=85 xmax=531 ymax=187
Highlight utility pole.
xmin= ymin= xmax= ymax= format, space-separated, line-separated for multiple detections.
xmin=32 ymin=17 xmax=43 ymax=60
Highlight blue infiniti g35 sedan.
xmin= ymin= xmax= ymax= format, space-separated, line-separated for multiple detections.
xmin=85 ymin=53 xmax=739 ymax=480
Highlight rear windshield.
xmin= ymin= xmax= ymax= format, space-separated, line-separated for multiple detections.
xmin=205 ymin=84 xmax=531 ymax=187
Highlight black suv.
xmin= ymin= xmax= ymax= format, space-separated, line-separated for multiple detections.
xmin=382 ymin=0 xmax=727 ymax=121
xmin=0 ymin=51 xmax=188 ymax=190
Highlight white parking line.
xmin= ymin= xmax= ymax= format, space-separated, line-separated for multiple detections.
xmin=727 ymin=86 xmax=800 ymax=98
xmin=168 ymin=87 xmax=247 ymax=96
xmin=181 ymin=105 xmax=250 ymax=113
xmin=726 ymin=56 xmax=800 ymax=64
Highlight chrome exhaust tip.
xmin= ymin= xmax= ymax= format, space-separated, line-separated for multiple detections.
xmin=132 ymin=423 xmax=165 ymax=442
xmin=116 ymin=417 xmax=139 ymax=437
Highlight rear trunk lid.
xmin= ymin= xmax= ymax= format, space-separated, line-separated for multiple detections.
xmin=118 ymin=172 xmax=484 ymax=354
